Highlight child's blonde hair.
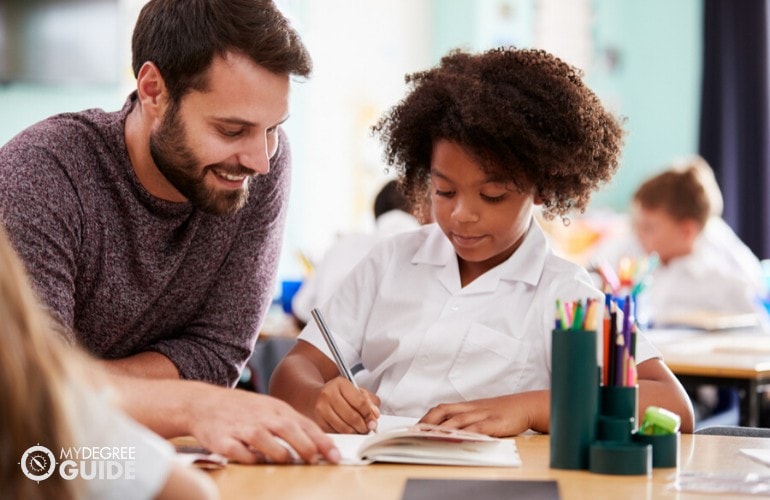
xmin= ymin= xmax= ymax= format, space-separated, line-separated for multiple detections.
xmin=633 ymin=155 xmax=722 ymax=229
xmin=0 ymin=226 xmax=79 ymax=499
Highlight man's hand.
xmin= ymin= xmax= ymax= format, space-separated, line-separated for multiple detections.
xmin=103 ymin=369 xmax=341 ymax=465
xmin=184 ymin=386 xmax=341 ymax=464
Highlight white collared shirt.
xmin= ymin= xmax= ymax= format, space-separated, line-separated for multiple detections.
xmin=299 ymin=220 xmax=658 ymax=417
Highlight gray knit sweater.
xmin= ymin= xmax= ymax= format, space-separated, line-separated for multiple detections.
xmin=0 ymin=94 xmax=290 ymax=386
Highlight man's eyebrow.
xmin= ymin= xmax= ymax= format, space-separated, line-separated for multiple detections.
xmin=211 ymin=115 xmax=290 ymax=128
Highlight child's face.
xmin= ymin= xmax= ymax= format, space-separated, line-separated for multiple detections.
xmin=430 ymin=140 xmax=536 ymax=282
xmin=631 ymin=201 xmax=697 ymax=264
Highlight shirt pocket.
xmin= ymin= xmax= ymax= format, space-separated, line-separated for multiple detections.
xmin=448 ymin=322 xmax=531 ymax=400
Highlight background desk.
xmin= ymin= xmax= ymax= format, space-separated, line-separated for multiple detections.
xmin=647 ymin=329 xmax=770 ymax=427
xmin=209 ymin=434 xmax=770 ymax=499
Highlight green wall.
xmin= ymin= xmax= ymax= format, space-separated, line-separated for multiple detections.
xmin=588 ymin=0 xmax=702 ymax=211
xmin=0 ymin=83 xmax=124 ymax=145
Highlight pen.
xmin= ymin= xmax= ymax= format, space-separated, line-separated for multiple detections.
xmin=310 ymin=308 xmax=358 ymax=386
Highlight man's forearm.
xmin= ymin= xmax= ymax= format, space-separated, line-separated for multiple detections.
xmin=100 ymin=351 xmax=180 ymax=380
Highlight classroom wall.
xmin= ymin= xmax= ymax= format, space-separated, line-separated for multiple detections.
xmin=587 ymin=0 xmax=703 ymax=211
xmin=0 ymin=0 xmax=704 ymax=286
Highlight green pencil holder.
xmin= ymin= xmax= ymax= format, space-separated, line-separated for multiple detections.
xmin=550 ymin=329 xmax=598 ymax=470
xmin=589 ymin=441 xmax=651 ymax=476
xmin=596 ymin=415 xmax=634 ymax=443
xmin=600 ymin=385 xmax=639 ymax=431
xmin=632 ymin=431 xmax=679 ymax=468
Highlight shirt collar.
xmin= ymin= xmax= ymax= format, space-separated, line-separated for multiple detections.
xmin=411 ymin=219 xmax=549 ymax=292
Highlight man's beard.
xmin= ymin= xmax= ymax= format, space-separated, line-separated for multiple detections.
xmin=149 ymin=104 xmax=252 ymax=216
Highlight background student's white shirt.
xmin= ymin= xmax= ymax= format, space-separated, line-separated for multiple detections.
xmin=638 ymin=247 xmax=764 ymax=324
xmin=299 ymin=221 xmax=659 ymax=418
xmin=292 ymin=210 xmax=420 ymax=324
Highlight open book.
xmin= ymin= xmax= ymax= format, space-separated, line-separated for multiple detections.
xmin=329 ymin=422 xmax=521 ymax=467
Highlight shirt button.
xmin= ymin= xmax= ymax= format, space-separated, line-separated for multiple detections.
xmin=451 ymin=304 xmax=459 ymax=311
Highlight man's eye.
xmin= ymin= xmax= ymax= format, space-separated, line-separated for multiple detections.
xmin=221 ymin=129 xmax=243 ymax=137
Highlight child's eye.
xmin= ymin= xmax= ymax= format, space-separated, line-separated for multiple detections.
xmin=434 ymin=189 xmax=454 ymax=198
xmin=482 ymin=193 xmax=506 ymax=203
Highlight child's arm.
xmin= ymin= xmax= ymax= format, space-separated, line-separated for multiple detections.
xmin=269 ymin=340 xmax=380 ymax=434
xmin=417 ymin=390 xmax=551 ymax=437
xmin=636 ymin=357 xmax=695 ymax=433
xmin=417 ymin=358 xmax=695 ymax=436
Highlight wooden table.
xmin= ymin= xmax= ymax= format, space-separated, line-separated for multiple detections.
xmin=208 ymin=433 xmax=770 ymax=499
xmin=646 ymin=328 xmax=770 ymax=427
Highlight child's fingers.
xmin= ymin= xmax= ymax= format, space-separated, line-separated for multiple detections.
xmin=361 ymin=390 xmax=381 ymax=431
xmin=316 ymin=378 xmax=372 ymax=434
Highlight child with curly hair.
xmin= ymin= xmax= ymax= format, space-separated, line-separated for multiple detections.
xmin=270 ymin=47 xmax=694 ymax=436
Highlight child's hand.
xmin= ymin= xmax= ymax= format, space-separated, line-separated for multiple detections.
xmin=418 ymin=392 xmax=548 ymax=437
xmin=313 ymin=377 xmax=381 ymax=434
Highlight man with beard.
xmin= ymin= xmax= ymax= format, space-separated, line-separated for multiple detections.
xmin=0 ymin=0 xmax=341 ymax=464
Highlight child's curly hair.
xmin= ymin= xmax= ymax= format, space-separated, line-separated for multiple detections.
xmin=372 ymin=47 xmax=625 ymax=220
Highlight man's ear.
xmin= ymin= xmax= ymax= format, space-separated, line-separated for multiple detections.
xmin=135 ymin=61 xmax=168 ymax=119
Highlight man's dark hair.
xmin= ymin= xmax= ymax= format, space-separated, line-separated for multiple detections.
xmin=132 ymin=0 xmax=312 ymax=102
xmin=373 ymin=180 xmax=410 ymax=219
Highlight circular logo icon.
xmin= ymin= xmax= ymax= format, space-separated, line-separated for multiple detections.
xmin=20 ymin=445 xmax=56 ymax=482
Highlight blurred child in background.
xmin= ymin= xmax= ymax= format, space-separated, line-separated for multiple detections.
xmin=623 ymin=156 xmax=768 ymax=426
xmin=291 ymin=180 xmax=421 ymax=327
xmin=630 ymin=156 xmax=767 ymax=327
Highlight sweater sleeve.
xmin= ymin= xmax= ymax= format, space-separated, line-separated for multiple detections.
xmin=0 ymin=129 xmax=82 ymax=343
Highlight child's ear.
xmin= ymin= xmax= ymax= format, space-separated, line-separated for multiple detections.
xmin=533 ymin=193 xmax=544 ymax=206
xmin=680 ymin=219 xmax=701 ymax=245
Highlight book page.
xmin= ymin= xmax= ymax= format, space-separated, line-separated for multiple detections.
xmin=326 ymin=415 xmax=419 ymax=464
xmin=328 ymin=422 xmax=521 ymax=467
xmin=377 ymin=414 xmax=419 ymax=432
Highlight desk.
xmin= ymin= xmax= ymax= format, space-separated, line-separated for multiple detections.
xmin=209 ymin=434 xmax=770 ymax=499
xmin=647 ymin=329 xmax=770 ymax=427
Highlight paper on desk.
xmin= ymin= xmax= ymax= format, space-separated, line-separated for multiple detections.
xmin=741 ymin=449 xmax=770 ymax=466
xmin=655 ymin=311 xmax=759 ymax=331
xmin=174 ymin=445 xmax=228 ymax=470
